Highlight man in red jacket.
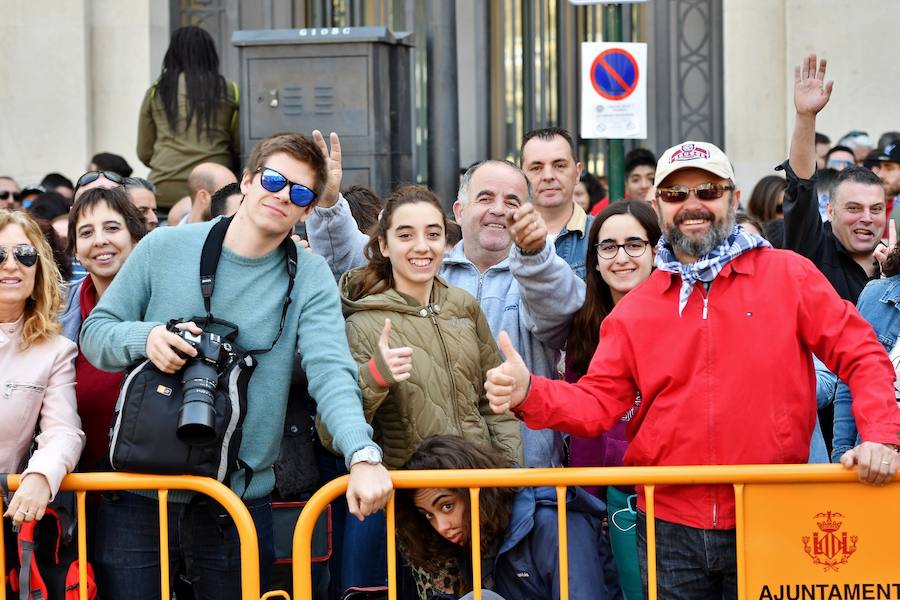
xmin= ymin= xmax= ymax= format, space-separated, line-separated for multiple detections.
xmin=485 ymin=136 xmax=900 ymax=599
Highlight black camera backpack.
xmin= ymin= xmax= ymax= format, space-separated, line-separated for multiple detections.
xmin=107 ymin=216 xmax=298 ymax=488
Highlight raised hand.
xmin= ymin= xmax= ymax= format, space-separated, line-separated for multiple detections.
xmin=794 ymin=53 xmax=833 ymax=116
xmin=507 ymin=203 xmax=548 ymax=253
xmin=312 ymin=130 xmax=342 ymax=208
xmin=485 ymin=331 xmax=532 ymax=414
xmin=376 ymin=318 xmax=413 ymax=384
xmin=874 ymin=219 xmax=896 ymax=273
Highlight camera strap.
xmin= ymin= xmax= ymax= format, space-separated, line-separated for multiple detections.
xmin=199 ymin=215 xmax=298 ymax=356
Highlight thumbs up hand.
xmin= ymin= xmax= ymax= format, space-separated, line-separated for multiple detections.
xmin=375 ymin=318 xmax=414 ymax=384
xmin=875 ymin=218 xmax=897 ymax=275
xmin=486 ymin=331 xmax=533 ymax=414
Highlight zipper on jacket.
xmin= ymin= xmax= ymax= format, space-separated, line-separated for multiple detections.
xmin=699 ymin=284 xmax=710 ymax=320
xmin=476 ymin=272 xmax=487 ymax=302
xmin=427 ymin=304 xmax=462 ymax=432
xmin=5 ymin=382 xmax=45 ymax=398
xmin=712 ymin=500 xmax=718 ymax=528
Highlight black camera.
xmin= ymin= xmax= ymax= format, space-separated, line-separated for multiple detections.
xmin=173 ymin=328 xmax=229 ymax=445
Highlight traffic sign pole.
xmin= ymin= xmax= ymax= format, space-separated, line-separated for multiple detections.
xmin=604 ymin=4 xmax=625 ymax=202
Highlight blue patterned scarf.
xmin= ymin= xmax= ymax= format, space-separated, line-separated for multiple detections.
xmin=654 ymin=224 xmax=771 ymax=315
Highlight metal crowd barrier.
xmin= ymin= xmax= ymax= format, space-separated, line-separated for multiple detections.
xmin=293 ymin=465 xmax=900 ymax=600
xmin=0 ymin=473 xmax=287 ymax=600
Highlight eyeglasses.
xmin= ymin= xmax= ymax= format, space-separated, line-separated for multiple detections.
xmin=74 ymin=170 xmax=125 ymax=193
xmin=597 ymin=239 xmax=650 ymax=259
xmin=656 ymin=183 xmax=734 ymax=203
xmin=256 ymin=167 xmax=317 ymax=207
xmin=0 ymin=191 xmax=13 ymax=201
xmin=826 ymin=159 xmax=854 ymax=170
xmin=0 ymin=244 xmax=38 ymax=268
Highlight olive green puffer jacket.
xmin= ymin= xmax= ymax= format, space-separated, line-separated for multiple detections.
xmin=319 ymin=269 xmax=523 ymax=469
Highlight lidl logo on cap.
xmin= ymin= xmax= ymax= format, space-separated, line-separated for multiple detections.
xmin=670 ymin=143 xmax=709 ymax=163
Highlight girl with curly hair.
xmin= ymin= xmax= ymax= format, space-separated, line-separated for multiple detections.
xmin=396 ymin=435 xmax=620 ymax=600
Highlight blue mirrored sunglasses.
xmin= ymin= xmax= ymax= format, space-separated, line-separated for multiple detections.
xmin=257 ymin=167 xmax=317 ymax=207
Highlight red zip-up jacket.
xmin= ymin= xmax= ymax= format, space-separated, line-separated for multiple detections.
xmin=519 ymin=248 xmax=900 ymax=529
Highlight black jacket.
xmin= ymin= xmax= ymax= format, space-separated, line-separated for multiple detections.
xmin=780 ymin=160 xmax=878 ymax=302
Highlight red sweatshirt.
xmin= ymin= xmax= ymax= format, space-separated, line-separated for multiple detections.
xmin=518 ymin=248 xmax=900 ymax=529
xmin=74 ymin=277 xmax=123 ymax=470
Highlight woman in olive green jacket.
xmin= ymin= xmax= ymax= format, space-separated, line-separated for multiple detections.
xmin=136 ymin=26 xmax=239 ymax=208
xmin=322 ymin=184 xmax=522 ymax=469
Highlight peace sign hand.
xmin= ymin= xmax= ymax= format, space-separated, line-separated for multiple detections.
xmin=312 ymin=130 xmax=342 ymax=208
xmin=794 ymin=53 xmax=833 ymax=116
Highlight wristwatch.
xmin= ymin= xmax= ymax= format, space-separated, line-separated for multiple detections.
xmin=349 ymin=446 xmax=383 ymax=467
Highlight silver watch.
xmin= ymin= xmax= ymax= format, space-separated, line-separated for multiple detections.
xmin=349 ymin=446 xmax=383 ymax=467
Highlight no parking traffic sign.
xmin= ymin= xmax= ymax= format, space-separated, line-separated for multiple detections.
xmin=581 ymin=42 xmax=647 ymax=139
xmin=591 ymin=48 xmax=639 ymax=100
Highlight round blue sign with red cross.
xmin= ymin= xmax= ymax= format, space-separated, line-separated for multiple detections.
xmin=590 ymin=48 xmax=639 ymax=101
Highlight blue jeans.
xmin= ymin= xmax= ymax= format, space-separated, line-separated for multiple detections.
xmin=341 ymin=509 xmax=387 ymax=590
xmin=93 ymin=491 xmax=275 ymax=600
xmin=636 ymin=510 xmax=736 ymax=600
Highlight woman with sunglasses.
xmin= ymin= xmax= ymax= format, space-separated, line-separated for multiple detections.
xmin=565 ymin=200 xmax=661 ymax=600
xmin=137 ymin=25 xmax=239 ymax=209
xmin=318 ymin=185 xmax=522 ymax=593
xmin=0 ymin=209 xmax=84 ymax=531
xmin=59 ymin=188 xmax=147 ymax=470
xmin=396 ymin=435 xmax=617 ymax=600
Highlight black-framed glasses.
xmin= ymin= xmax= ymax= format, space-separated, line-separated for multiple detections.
xmin=0 ymin=244 xmax=38 ymax=268
xmin=597 ymin=239 xmax=650 ymax=259
xmin=656 ymin=183 xmax=734 ymax=203
xmin=256 ymin=167 xmax=317 ymax=207
xmin=0 ymin=191 xmax=13 ymax=201
xmin=74 ymin=170 xmax=125 ymax=193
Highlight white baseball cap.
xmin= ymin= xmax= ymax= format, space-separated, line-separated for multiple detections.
xmin=654 ymin=141 xmax=735 ymax=187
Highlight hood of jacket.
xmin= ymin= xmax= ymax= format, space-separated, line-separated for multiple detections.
xmin=497 ymin=485 xmax=607 ymax=557
xmin=339 ymin=266 xmax=452 ymax=317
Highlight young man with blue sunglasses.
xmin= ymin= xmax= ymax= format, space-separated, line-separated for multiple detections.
xmin=80 ymin=132 xmax=391 ymax=599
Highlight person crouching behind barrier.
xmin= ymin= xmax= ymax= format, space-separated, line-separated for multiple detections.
xmin=395 ymin=435 xmax=621 ymax=600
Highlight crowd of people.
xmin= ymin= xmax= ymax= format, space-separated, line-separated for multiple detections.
xmin=2 ymin=36 xmax=899 ymax=600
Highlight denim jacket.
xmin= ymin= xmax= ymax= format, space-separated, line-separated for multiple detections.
xmin=831 ymin=276 xmax=900 ymax=461
xmin=553 ymin=203 xmax=591 ymax=279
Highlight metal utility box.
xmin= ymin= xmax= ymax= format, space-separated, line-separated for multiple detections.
xmin=233 ymin=27 xmax=414 ymax=198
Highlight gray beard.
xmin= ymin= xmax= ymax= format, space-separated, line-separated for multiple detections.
xmin=665 ymin=206 xmax=737 ymax=259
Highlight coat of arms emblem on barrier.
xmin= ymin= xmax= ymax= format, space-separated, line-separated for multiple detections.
xmin=802 ymin=511 xmax=858 ymax=571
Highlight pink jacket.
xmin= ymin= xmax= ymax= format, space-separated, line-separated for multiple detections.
xmin=0 ymin=318 xmax=84 ymax=499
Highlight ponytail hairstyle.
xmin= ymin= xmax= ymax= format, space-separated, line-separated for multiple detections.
xmin=349 ymin=184 xmax=447 ymax=301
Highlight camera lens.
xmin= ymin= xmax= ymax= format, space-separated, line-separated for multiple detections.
xmin=177 ymin=362 xmax=219 ymax=444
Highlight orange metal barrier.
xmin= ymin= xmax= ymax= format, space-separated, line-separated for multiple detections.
xmin=293 ymin=465 xmax=900 ymax=600
xmin=0 ymin=473 xmax=270 ymax=600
